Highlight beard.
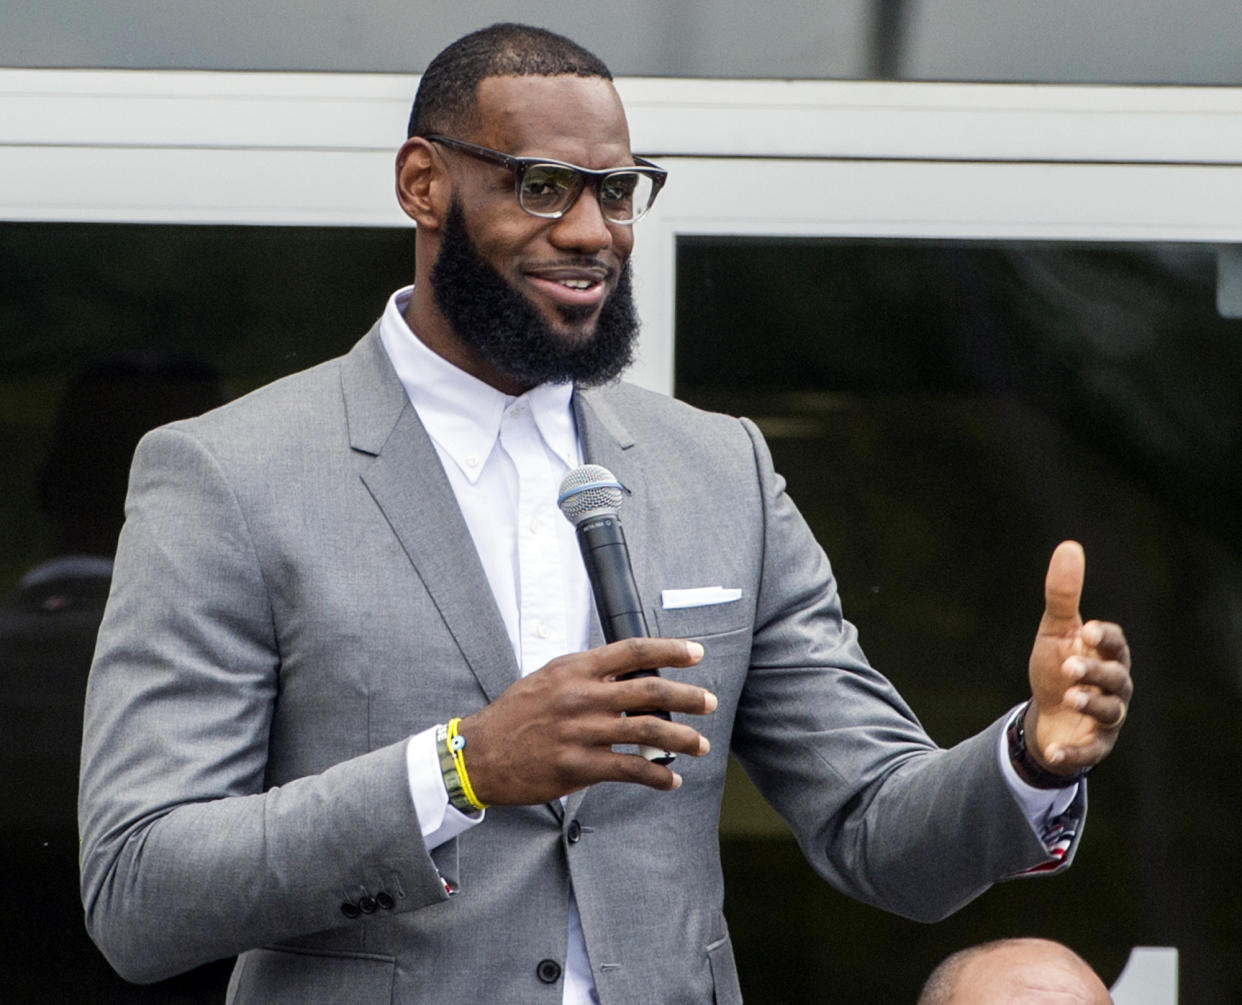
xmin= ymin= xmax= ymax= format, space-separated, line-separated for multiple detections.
xmin=429 ymin=200 xmax=640 ymax=388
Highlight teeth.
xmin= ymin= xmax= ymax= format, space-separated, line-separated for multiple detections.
xmin=558 ymin=279 xmax=592 ymax=289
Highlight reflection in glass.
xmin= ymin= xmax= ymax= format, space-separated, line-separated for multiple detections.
xmin=0 ymin=221 xmax=410 ymax=1001
xmin=677 ymin=237 xmax=1241 ymax=1003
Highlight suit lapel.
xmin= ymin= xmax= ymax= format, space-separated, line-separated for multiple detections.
xmin=574 ymin=386 xmax=655 ymax=646
xmin=341 ymin=329 xmax=520 ymax=705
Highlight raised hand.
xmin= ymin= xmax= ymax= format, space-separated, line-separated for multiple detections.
xmin=1026 ymin=541 xmax=1133 ymax=775
xmin=458 ymin=637 xmax=716 ymax=805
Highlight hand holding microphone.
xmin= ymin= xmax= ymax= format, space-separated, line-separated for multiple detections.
xmin=453 ymin=466 xmax=715 ymax=807
xmin=557 ymin=465 xmax=675 ymax=764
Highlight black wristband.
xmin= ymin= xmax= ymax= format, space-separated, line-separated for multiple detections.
xmin=1006 ymin=702 xmax=1089 ymax=789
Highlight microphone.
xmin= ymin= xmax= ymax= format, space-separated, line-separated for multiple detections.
xmin=557 ymin=464 xmax=674 ymax=764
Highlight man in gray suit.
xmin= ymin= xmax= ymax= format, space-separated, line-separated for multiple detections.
xmin=79 ymin=23 xmax=1133 ymax=1005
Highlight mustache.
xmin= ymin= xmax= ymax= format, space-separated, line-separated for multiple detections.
xmin=522 ymin=256 xmax=617 ymax=275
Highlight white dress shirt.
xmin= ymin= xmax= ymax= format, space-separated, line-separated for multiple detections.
xmin=379 ymin=287 xmax=598 ymax=1003
xmin=376 ymin=285 xmax=1076 ymax=1003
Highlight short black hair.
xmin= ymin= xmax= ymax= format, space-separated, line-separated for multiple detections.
xmin=407 ymin=23 xmax=613 ymax=140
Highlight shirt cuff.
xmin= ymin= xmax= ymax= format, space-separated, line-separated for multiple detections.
xmin=997 ymin=705 xmax=1080 ymax=830
xmin=406 ymin=725 xmax=484 ymax=850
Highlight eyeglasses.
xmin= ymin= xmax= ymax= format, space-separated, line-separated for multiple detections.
xmin=425 ymin=134 xmax=667 ymax=225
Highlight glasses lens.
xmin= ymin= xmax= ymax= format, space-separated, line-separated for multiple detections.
xmin=518 ymin=163 xmax=660 ymax=223
xmin=596 ymin=172 xmax=655 ymax=224
xmin=519 ymin=164 xmax=581 ymax=216
xmin=599 ymin=171 xmax=655 ymax=224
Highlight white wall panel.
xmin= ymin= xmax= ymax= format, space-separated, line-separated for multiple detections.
xmin=3 ymin=69 xmax=1241 ymax=395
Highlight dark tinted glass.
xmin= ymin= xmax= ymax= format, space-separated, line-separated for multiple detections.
xmin=677 ymin=236 xmax=1241 ymax=1003
xmin=0 ymin=221 xmax=411 ymax=1001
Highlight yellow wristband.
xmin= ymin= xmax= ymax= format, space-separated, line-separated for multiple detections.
xmin=446 ymin=717 xmax=487 ymax=812
xmin=436 ymin=721 xmax=479 ymax=814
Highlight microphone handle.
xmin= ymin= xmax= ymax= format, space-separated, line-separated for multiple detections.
xmin=575 ymin=514 xmax=675 ymax=764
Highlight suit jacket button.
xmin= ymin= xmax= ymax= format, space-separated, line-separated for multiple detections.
xmin=536 ymin=959 xmax=562 ymax=984
xmin=340 ymin=901 xmax=361 ymax=919
xmin=566 ymin=819 xmax=582 ymax=844
xmin=376 ymin=891 xmax=395 ymax=910
xmin=358 ymin=896 xmax=378 ymax=914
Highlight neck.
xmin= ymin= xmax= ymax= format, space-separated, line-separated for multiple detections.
xmin=402 ymin=284 xmax=533 ymax=395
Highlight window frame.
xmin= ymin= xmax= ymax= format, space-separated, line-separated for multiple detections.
xmin=3 ymin=68 xmax=1242 ymax=392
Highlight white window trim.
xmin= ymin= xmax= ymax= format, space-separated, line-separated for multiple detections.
xmin=4 ymin=69 xmax=1242 ymax=392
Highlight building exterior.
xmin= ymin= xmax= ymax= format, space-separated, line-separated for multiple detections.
xmin=2 ymin=5 xmax=1239 ymax=1000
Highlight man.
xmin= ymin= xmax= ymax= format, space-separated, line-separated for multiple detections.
xmin=917 ymin=939 xmax=1113 ymax=1004
xmin=78 ymin=23 xmax=1132 ymax=1005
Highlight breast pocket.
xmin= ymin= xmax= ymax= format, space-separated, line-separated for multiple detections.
xmin=651 ymin=603 xmax=753 ymax=720
xmin=652 ymin=597 xmax=749 ymax=642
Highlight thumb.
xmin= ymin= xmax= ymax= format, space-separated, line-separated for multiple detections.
xmin=1041 ymin=540 xmax=1085 ymax=631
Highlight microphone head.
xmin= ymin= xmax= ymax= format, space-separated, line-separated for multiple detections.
xmin=557 ymin=464 xmax=624 ymax=525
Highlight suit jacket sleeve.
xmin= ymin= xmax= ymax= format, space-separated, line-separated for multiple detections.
xmin=729 ymin=416 xmax=1077 ymax=922
xmin=78 ymin=423 xmax=450 ymax=984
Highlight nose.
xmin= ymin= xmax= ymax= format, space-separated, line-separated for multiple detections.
xmin=547 ymin=182 xmax=614 ymax=255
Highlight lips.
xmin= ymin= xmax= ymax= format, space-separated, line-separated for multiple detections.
xmin=524 ymin=265 xmax=612 ymax=309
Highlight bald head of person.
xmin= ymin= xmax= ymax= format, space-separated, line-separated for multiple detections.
xmin=917 ymin=938 xmax=1112 ymax=1004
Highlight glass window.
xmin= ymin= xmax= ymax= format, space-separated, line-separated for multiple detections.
xmin=0 ymin=221 xmax=411 ymax=1001
xmin=677 ymin=236 xmax=1240 ymax=1002
xmin=4 ymin=220 xmax=1237 ymax=999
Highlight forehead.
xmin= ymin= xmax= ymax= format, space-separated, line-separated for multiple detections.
xmin=472 ymin=75 xmax=633 ymax=168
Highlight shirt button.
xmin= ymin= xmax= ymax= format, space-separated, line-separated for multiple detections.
xmin=536 ymin=959 xmax=562 ymax=984
xmin=536 ymin=624 xmax=551 ymax=639
xmin=465 ymin=455 xmax=479 ymax=468
xmin=529 ymin=517 xmax=540 ymax=533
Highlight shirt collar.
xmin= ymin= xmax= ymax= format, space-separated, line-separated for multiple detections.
xmin=378 ymin=286 xmax=578 ymax=482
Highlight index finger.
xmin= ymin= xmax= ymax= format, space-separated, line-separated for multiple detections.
xmin=1082 ymin=620 xmax=1131 ymax=665
xmin=587 ymin=637 xmax=705 ymax=679
xmin=1042 ymin=540 xmax=1085 ymax=631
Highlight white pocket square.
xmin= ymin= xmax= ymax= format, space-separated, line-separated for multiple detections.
xmin=661 ymin=587 xmax=742 ymax=609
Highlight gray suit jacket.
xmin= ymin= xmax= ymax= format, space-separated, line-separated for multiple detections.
xmin=79 ymin=328 xmax=1075 ymax=1004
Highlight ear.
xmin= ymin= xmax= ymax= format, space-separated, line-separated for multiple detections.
xmin=395 ymin=137 xmax=449 ymax=229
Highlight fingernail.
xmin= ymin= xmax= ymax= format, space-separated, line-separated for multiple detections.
xmin=703 ymin=690 xmax=718 ymax=712
xmin=699 ymin=736 xmax=712 ymax=755
xmin=1072 ymin=690 xmax=1089 ymax=710
xmin=1047 ymin=747 xmax=1065 ymax=765
xmin=1066 ymin=658 xmax=1086 ymax=680
xmin=1083 ymin=621 xmax=1102 ymax=646
xmin=670 ymin=772 xmax=683 ymax=789
xmin=686 ymin=641 xmax=704 ymax=660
